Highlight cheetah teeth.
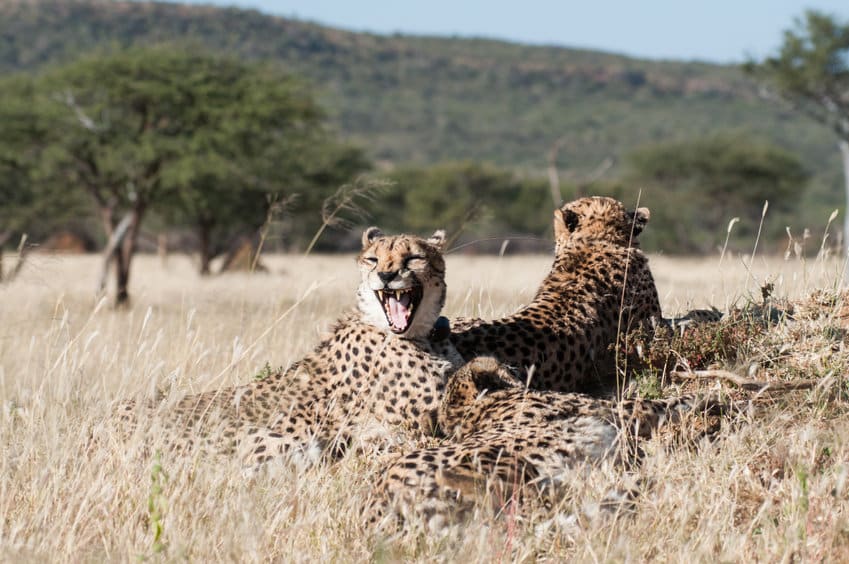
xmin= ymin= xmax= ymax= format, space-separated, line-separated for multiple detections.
xmin=377 ymin=289 xmax=410 ymax=300
xmin=375 ymin=287 xmax=423 ymax=333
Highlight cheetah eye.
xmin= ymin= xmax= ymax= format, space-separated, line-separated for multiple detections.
xmin=405 ymin=255 xmax=426 ymax=267
xmin=363 ymin=256 xmax=378 ymax=265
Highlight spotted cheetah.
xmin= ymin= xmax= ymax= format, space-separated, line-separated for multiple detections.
xmin=371 ymin=357 xmax=731 ymax=529
xmin=113 ymin=227 xmax=465 ymax=467
xmin=451 ymin=196 xmax=662 ymax=392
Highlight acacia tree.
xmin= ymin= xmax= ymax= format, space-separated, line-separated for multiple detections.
xmin=155 ymin=58 xmax=369 ymax=274
xmin=34 ymin=48 xmax=206 ymax=304
xmin=163 ymin=120 xmax=370 ymax=272
xmin=26 ymin=47 xmax=350 ymax=300
xmin=745 ymin=11 xmax=849 ymax=253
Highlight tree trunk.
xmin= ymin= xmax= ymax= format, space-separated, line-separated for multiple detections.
xmin=99 ymin=206 xmax=115 ymax=242
xmin=114 ymin=243 xmax=130 ymax=306
xmin=198 ymin=220 xmax=213 ymax=276
xmin=0 ymin=229 xmax=11 ymax=281
xmin=97 ymin=210 xmax=129 ymax=297
xmin=0 ymin=233 xmax=30 ymax=284
xmin=840 ymin=140 xmax=849 ymax=282
xmin=157 ymin=233 xmax=168 ymax=267
xmin=97 ymin=206 xmax=143 ymax=307
xmin=114 ymin=205 xmax=145 ymax=307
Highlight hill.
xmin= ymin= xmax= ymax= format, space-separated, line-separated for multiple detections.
xmin=0 ymin=0 xmax=842 ymax=224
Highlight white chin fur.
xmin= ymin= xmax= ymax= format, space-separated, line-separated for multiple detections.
xmin=356 ymin=283 xmax=444 ymax=339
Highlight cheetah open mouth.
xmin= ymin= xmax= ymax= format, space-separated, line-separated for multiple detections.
xmin=375 ymin=287 xmax=423 ymax=334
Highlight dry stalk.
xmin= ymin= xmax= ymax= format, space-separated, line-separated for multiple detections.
xmin=0 ymin=233 xmax=31 ymax=284
xmin=251 ymin=193 xmax=297 ymax=273
xmin=304 ymin=178 xmax=391 ymax=255
xmin=744 ymin=201 xmax=769 ymax=291
xmin=444 ymin=201 xmax=486 ymax=250
xmin=670 ymin=369 xmax=818 ymax=393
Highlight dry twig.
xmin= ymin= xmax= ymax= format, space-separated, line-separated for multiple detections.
xmin=670 ymin=369 xmax=819 ymax=393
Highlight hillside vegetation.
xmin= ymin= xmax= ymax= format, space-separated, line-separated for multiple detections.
xmin=0 ymin=0 xmax=842 ymax=250
xmin=0 ymin=3 xmax=838 ymax=168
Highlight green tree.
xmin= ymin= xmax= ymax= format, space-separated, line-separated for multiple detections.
xmin=745 ymin=11 xmax=849 ymax=254
xmin=14 ymin=46 xmax=358 ymax=300
xmin=380 ymin=161 xmax=550 ymax=249
xmin=281 ymin=140 xmax=372 ymax=252
xmin=616 ymin=134 xmax=808 ymax=253
xmin=0 ymin=75 xmax=86 ymax=277
xmin=154 ymin=56 xmax=368 ymax=273
xmin=33 ymin=48 xmax=214 ymax=303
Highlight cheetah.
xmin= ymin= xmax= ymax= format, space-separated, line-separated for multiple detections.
xmin=371 ymin=357 xmax=731 ymax=529
xmin=113 ymin=227 xmax=465 ymax=468
xmin=451 ymin=196 xmax=662 ymax=392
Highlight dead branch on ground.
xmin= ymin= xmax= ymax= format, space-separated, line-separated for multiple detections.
xmin=670 ymin=369 xmax=819 ymax=393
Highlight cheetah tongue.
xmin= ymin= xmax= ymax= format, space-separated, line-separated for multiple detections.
xmin=387 ymin=293 xmax=412 ymax=331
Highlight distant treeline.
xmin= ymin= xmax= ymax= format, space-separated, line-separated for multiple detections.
xmin=0 ymin=0 xmax=843 ymax=249
xmin=0 ymin=45 xmax=819 ymax=263
xmin=0 ymin=41 xmax=812 ymax=258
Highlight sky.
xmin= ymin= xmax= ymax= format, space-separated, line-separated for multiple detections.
xmin=177 ymin=0 xmax=848 ymax=63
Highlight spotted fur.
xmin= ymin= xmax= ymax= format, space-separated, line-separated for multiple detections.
xmin=451 ymin=197 xmax=662 ymax=392
xmin=113 ymin=228 xmax=464 ymax=468
xmin=371 ymin=357 xmax=729 ymax=529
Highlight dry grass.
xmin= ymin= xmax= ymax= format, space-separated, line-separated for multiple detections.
xmin=2 ymin=251 xmax=849 ymax=561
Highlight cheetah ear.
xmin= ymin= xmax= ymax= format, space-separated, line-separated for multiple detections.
xmin=362 ymin=226 xmax=383 ymax=248
xmin=554 ymin=208 xmax=579 ymax=239
xmin=445 ymin=358 xmax=521 ymax=409
xmin=427 ymin=229 xmax=447 ymax=251
xmin=470 ymin=366 xmax=522 ymax=394
xmin=629 ymin=207 xmax=650 ymax=236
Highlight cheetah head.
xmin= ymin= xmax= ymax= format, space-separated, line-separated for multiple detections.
xmin=357 ymin=227 xmax=448 ymax=339
xmin=553 ymin=196 xmax=649 ymax=249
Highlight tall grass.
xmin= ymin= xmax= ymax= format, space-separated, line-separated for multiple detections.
xmin=1 ymin=252 xmax=848 ymax=561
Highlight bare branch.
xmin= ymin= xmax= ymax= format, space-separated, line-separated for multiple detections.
xmin=9 ymin=234 xmax=29 ymax=280
xmin=584 ymin=156 xmax=615 ymax=185
xmin=251 ymin=193 xmax=298 ymax=273
xmin=56 ymin=90 xmax=103 ymax=132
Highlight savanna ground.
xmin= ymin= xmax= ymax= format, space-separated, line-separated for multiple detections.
xmin=2 ymin=249 xmax=849 ymax=561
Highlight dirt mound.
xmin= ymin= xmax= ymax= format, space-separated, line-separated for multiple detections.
xmin=40 ymin=231 xmax=96 ymax=253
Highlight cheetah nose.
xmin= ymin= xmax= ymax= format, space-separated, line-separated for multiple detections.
xmin=377 ymin=271 xmax=397 ymax=284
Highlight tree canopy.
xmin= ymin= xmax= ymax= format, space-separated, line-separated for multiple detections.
xmin=0 ymin=76 xmax=85 ymax=244
xmin=378 ymin=161 xmax=551 ymax=250
xmin=584 ymin=134 xmax=809 ymax=253
xmin=745 ymin=11 xmax=849 ymax=256
xmin=0 ymin=46 xmax=368 ymax=301
xmin=745 ymin=11 xmax=849 ymax=142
